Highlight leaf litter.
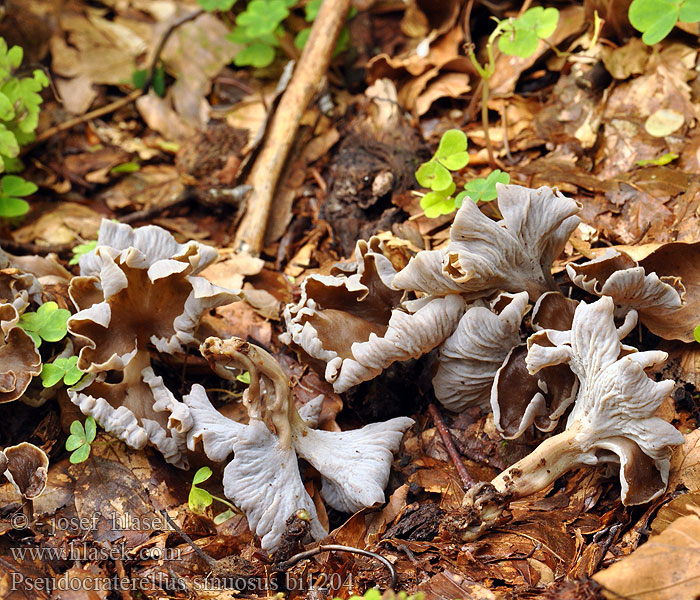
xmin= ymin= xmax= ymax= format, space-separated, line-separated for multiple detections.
xmin=1 ymin=1 xmax=700 ymax=599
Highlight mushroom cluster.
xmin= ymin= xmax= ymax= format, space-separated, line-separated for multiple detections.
xmin=281 ymin=183 xmax=688 ymax=537
xmin=183 ymin=336 xmax=413 ymax=550
xmin=66 ymin=220 xmax=240 ymax=468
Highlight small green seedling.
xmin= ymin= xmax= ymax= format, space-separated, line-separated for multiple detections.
xmin=110 ymin=161 xmax=140 ymax=174
xmin=18 ymin=301 xmax=71 ymax=347
xmin=236 ymin=370 xmax=251 ymax=384
xmin=69 ymin=240 xmax=97 ymax=266
xmin=457 ymin=169 xmax=510 ymax=205
xmin=41 ymin=356 xmax=84 ymax=388
xmin=0 ymin=37 xmax=49 ymax=217
xmin=498 ymin=6 xmax=559 ymax=58
xmin=694 ymin=323 xmax=700 ymax=344
xmin=66 ymin=417 xmax=97 ymax=464
xmin=188 ymin=466 xmax=238 ymax=524
xmin=338 ymin=590 xmax=424 ymax=600
xmin=636 ymin=152 xmax=679 ymax=167
xmin=629 ymin=0 xmax=700 ymax=45
xmin=132 ymin=63 xmax=166 ymax=97
xmin=198 ymin=0 xmax=237 ymax=11
xmin=467 ymin=7 xmax=559 ymax=165
xmin=0 ymin=174 xmax=37 ymax=218
xmin=416 ymin=130 xmax=510 ymax=217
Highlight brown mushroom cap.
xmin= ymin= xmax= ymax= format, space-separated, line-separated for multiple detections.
xmin=0 ymin=304 xmax=42 ymax=403
xmin=65 ymin=220 xmax=237 ymax=467
xmin=3 ymin=442 xmax=49 ymax=499
xmin=283 ymin=237 xmax=467 ymax=392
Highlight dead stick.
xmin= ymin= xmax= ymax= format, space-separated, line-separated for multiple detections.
xmin=233 ymin=0 xmax=351 ymax=255
xmin=428 ymin=403 xmax=475 ymax=489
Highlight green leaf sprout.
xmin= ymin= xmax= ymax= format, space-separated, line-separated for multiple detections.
xmin=66 ymin=417 xmax=97 ymax=464
xmin=69 ymin=240 xmax=97 ymax=266
xmin=18 ymin=301 xmax=71 ymax=347
xmin=0 ymin=174 xmax=37 ymax=218
xmin=629 ymin=0 xmax=700 ymax=45
xmin=694 ymin=323 xmax=700 ymax=344
xmin=198 ymin=0 xmax=238 ymax=11
xmin=41 ymin=356 xmax=84 ymax=388
xmin=458 ymin=169 xmax=510 ymax=205
xmin=189 ymin=466 xmax=238 ymax=521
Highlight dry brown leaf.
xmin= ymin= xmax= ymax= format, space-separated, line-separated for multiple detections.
xmin=669 ymin=427 xmax=700 ymax=493
xmin=11 ymin=203 xmax=102 ymax=245
xmin=594 ymin=513 xmax=700 ymax=600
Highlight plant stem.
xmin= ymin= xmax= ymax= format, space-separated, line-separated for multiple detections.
xmin=481 ymin=78 xmax=495 ymax=167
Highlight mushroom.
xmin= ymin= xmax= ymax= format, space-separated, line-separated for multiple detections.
xmin=186 ymin=336 xmax=414 ymax=550
xmin=0 ymin=247 xmax=43 ymax=315
xmin=0 ymin=303 xmax=42 ymax=403
xmin=1 ymin=442 xmax=50 ymax=523
xmin=67 ymin=220 xmax=239 ymax=467
xmin=282 ymin=237 xmax=467 ymax=393
xmin=492 ymin=292 xmax=579 ymax=438
xmin=458 ymin=296 xmax=684 ymax=540
xmin=567 ymin=247 xmax=684 ymax=320
xmin=432 ymin=291 xmax=529 ymax=412
xmin=393 ymin=184 xmax=581 ymax=300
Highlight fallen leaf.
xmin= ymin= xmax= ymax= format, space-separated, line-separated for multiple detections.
xmin=594 ymin=513 xmax=700 ymax=600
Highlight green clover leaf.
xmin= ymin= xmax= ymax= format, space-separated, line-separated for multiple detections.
xmin=234 ymin=42 xmax=276 ymax=68
xmin=420 ymin=182 xmax=457 ymax=218
xmin=66 ymin=417 xmax=97 ymax=463
xmin=189 ymin=467 xmax=214 ymax=513
xmin=236 ymin=0 xmax=289 ymax=37
xmin=629 ymin=0 xmax=682 ymax=45
xmin=460 ymin=169 xmax=510 ymax=204
xmin=213 ymin=509 xmax=236 ymax=524
xmin=18 ymin=301 xmax=71 ymax=347
xmin=416 ymin=161 xmax=453 ymax=191
xmin=69 ymin=240 xmax=97 ymax=266
xmin=2 ymin=175 xmax=38 ymax=197
xmin=434 ymin=129 xmax=469 ymax=170
xmin=498 ymin=7 xmax=560 ymax=58
xmin=236 ymin=370 xmax=251 ymax=384
xmin=41 ymin=356 xmax=84 ymax=388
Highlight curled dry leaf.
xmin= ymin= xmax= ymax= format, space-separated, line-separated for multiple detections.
xmin=67 ymin=220 xmax=239 ymax=467
xmin=282 ymin=237 xmax=466 ymax=392
xmin=393 ymin=184 xmax=581 ymax=300
xmin=0 ymin=248 xmax=43 ymax=318
xmin=432 ymin=291 xmax=529 ymax=412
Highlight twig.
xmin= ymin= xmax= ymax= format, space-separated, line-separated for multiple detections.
xmin=233 ymin=0 xmax=352 ymax=255
xmin=0 ymin=239 xmax=74 ymax=257
xmin=28 ymin=8 xmax=204 ymax=150
xmin=159 ymin=509 xmax=217 ymax=569
xmin=119 ymin=189 xmax=194 ymax=224
xmin=277 ymin=544 xmax=397 ymax=588
xmin=428 ymin=403 xmax=475 ymax=490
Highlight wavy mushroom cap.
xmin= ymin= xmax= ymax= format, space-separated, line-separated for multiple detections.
xmin=3 ymin=442 xmax=49 ymax=499
xmin=393 ymin=184 xmax=581 ymax=300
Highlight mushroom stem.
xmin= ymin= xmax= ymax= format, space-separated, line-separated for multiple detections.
xmin=489 ymin=425 xmax=582 ymax=500
xmin=458 ymin=426 xmax=583 ymax=541
xmin=200 ymin=337 xmax=299 ymax=450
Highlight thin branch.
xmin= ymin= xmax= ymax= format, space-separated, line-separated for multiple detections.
xmin=277 ymin=544 xmax=397 ymax=588
xmin=428 ymin=403 xmax=475 ymax=490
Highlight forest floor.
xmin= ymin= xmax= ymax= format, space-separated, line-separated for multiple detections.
xmin=1 ymin=1 xmax=699 ymax=599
